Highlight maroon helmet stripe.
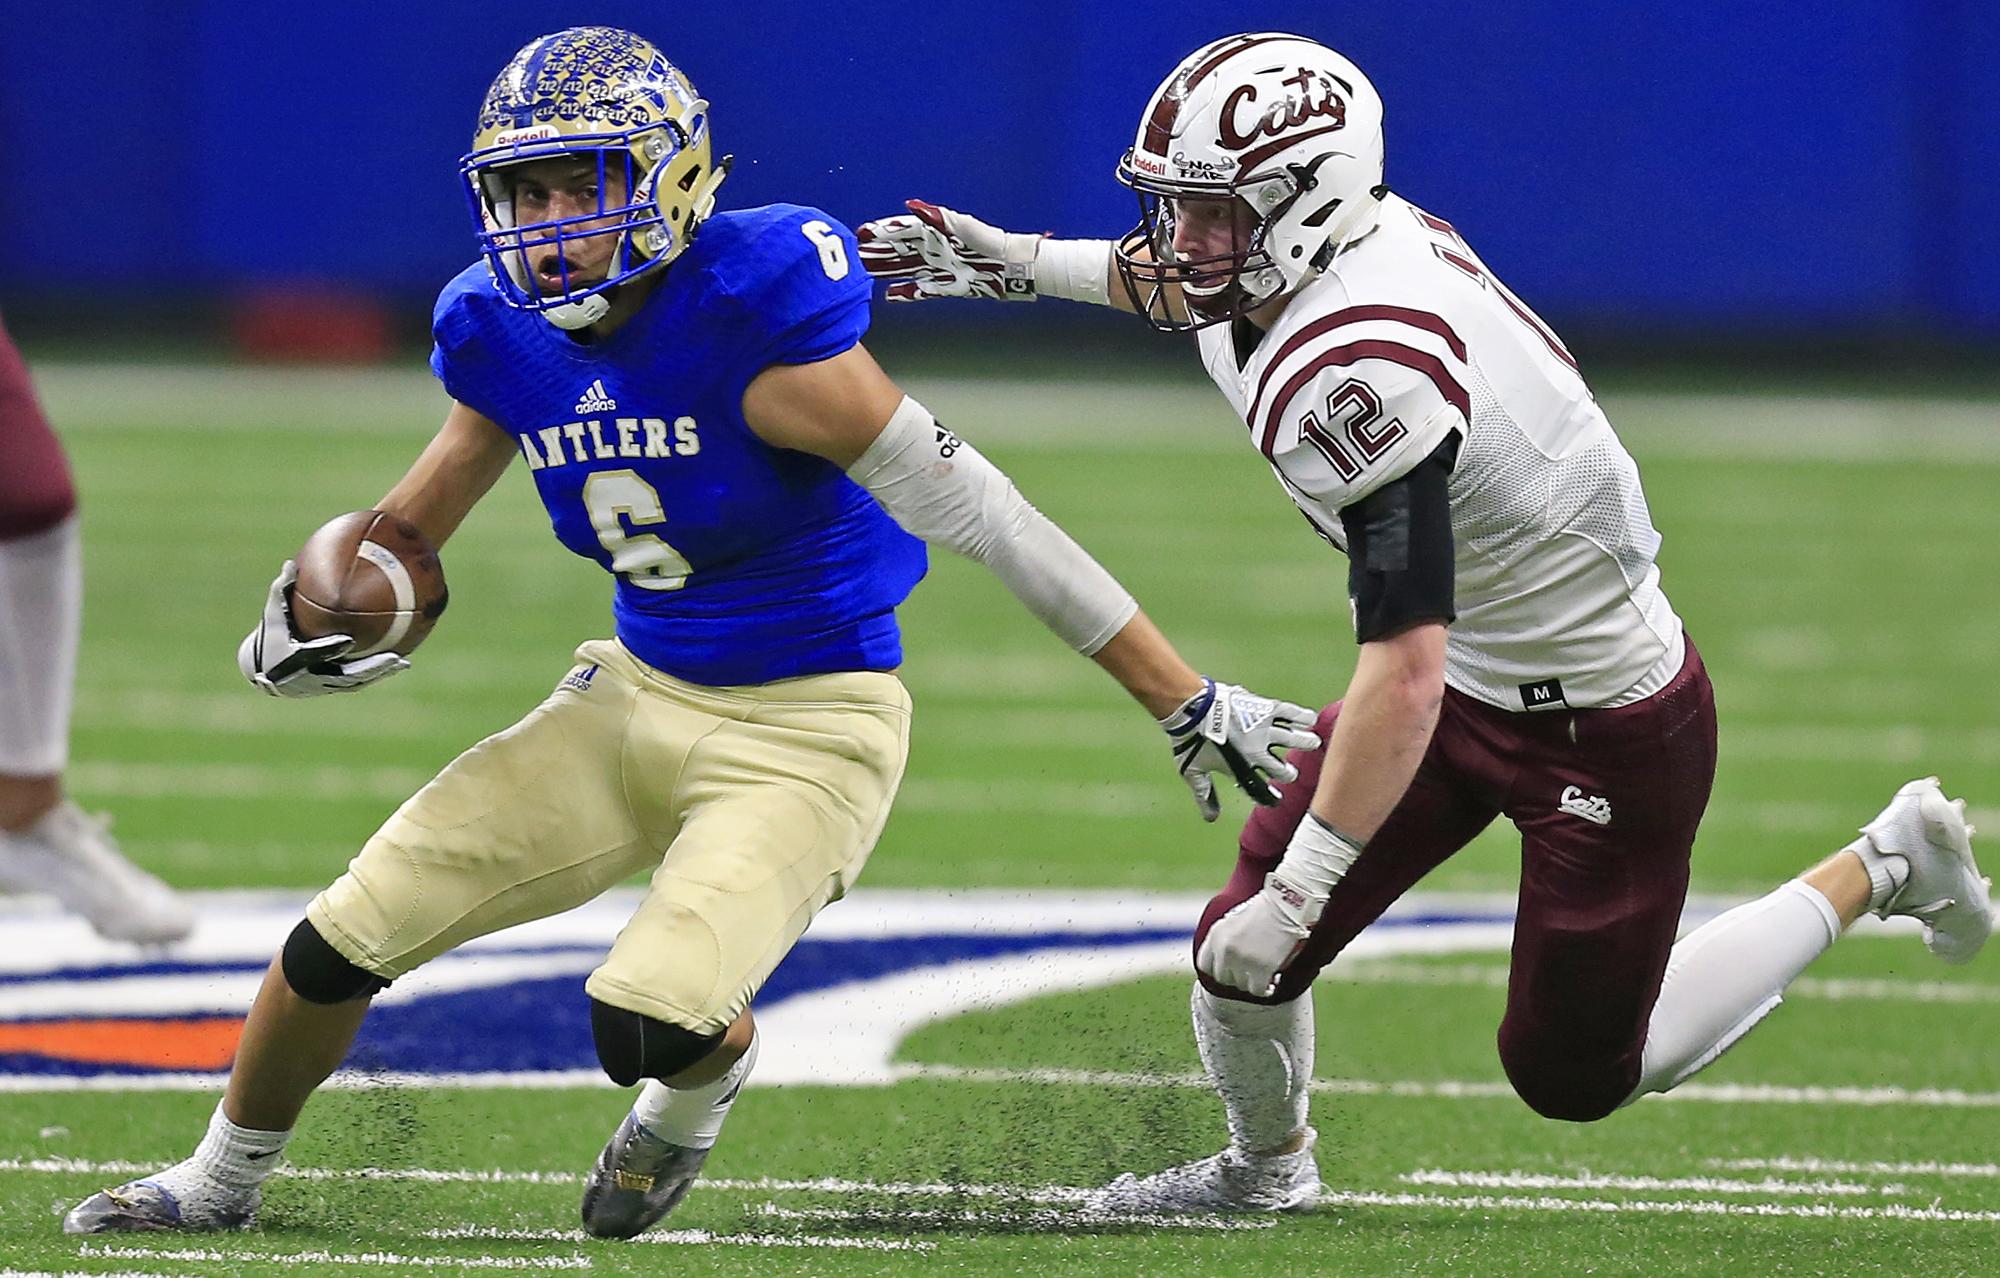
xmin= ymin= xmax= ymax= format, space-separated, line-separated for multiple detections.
xmin=1256 ymin=339 xmax=1470 ymax=457
xmin=1248 ymin=306 xmax=1469 ymax=429
xmin=1232 ymin=121 xmax=1352 ymax=175
xmin=1142 ymin=34 xmax=1290 ymax=156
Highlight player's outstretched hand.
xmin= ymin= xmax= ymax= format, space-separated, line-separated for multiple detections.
xmin=855 ymin=200 xmax=1042 ymax=302
xmin=236 ymin=561 xmax=409 ymax=698
xmin=1161 ymin=678 xmax=1321 ymax=822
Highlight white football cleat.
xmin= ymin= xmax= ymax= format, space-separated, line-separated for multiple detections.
xmin=1859 ymin=777 xmax=1992 ymax=965
xmin=63 ymin=1176 xmax=257 ymax=1233
xmin=1084 ymin=1128 xmax=1320 ymax=1215
xmin=0 ymin=801 xmax=194 ymax=944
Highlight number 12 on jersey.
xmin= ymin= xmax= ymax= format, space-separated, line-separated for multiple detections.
xmin=583 ymin=469 xmax=693 ymax=591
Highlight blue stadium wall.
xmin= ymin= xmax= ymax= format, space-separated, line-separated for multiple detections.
xmin=2 ymin=0 xmax=1995 ymax=339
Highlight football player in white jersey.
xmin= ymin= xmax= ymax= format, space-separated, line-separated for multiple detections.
xmin=860 ymin=31 xmax=1993 ymax=1213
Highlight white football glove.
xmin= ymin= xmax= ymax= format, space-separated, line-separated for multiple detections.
xmin=236 ymin=560 xmax=409 ymax=698
xmin=1197 ymin=816 xmax=1364 ymax=997
xmin=1161 ymin=678 xmax=1321 ymax=822
xmin=855 ymin=200 xmax=1042 ymax=302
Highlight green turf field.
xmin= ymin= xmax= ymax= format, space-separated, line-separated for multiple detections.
xmin=3 ymin=364 xmax=1996 ymax=1275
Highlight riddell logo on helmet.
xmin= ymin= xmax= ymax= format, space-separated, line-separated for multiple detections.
xmin=495 ymin=125 xmax=560 ymax=148
xmin=1218 ymin=68 xmax=1347 ymax=152
xmin=1132 ymin=153 xmax=1169 ymax=177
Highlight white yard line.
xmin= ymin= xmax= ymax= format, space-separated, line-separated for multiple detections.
xmin=718 ymin=1175 xmax=1084 ymax=1203
xmin=1315 ymin=1190 xmax=2000 ymax=1223
xmin=8 ymin=1064 xmax=1993 ymax=1107
xmin=76 ymin=1245 xmax=589 ymax=1270
xmin=1399 ymin=1169 xmax=1905 ymax=1197
xmin=1 ymin=1156 xmax=584 ymax=1183
xmin=18 ymin=1157 xmax=2000 ymax=1237
xmin=1 ymin=1157 xmax=1085 ymax=1201
xmin=34 ymin=1178 xmax=2000 ymax=1242
xmin=752 ymin=1203 xmax=1274 ymax=1231
xmin=1709 ymin=1157 xmax=2000 ymax=1180
xmin=1337 ymin=961 xmax=2000 ymax=1006
xmin=903 ymin=1063 xmax=2000 ymax=1108
xmin=424 ymin=1225 xmax=932 ymax=1252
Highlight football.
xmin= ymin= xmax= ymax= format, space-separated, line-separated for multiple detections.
xmin=290 ymin=510 xmax=448 ymax=657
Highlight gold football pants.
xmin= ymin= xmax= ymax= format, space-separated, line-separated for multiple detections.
xmin=307 ymin=638 xmax=910 ymax=1033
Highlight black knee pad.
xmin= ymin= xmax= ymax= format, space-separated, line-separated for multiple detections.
xmin=589 ymin=998 xmax=724 ymax=1086
xmin=281 ymin=919 xmax=390 ymax=1004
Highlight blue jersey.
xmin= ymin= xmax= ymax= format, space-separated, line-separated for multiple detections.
xmin=430 ymin=205 xmax=928 ymax=686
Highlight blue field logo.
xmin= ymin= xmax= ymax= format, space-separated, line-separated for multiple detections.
xmin=0 ymin=891 xmax=1513 ymax=1089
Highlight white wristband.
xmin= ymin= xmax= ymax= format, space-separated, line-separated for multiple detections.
xmin=1276 ymin=815 xmax=1365 ymax=898
xmin=1032 ymin=238 xmax=1115 ymax=307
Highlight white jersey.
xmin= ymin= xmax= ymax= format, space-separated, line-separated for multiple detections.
xmin=1196 ymin=193 xmax=1683 ymax=711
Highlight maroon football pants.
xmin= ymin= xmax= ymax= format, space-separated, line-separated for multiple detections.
xmin=1195 ymin=642 xmax=1719 ymax=1121
xmin=0 ymin=312 xmax=77 ymax=540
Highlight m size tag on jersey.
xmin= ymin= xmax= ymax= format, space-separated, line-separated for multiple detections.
xmin=1519 ymin=678 xmax=1567 ymax=712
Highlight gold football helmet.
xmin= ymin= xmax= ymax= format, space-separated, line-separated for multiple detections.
xmin=460 ymin=27 xmax=731 ymax=328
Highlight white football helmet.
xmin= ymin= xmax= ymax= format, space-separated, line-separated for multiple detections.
xmin=1116 ymin=33 xmax=1386 ymax=330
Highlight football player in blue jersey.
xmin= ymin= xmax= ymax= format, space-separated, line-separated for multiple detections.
xmin=63 ymin=26 xmax=1317 ymax=1240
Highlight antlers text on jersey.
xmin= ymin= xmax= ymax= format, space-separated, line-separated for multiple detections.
xmin=517 ymin=413 xmax=701 ymax=471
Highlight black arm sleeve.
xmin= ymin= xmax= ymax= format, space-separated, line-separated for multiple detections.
xmin=1339 ymin=432 xmax=1460 ymax=644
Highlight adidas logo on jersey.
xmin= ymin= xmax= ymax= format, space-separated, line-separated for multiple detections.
xmin=574 ymin=380 xmax=617 ymax=414
xmin=559 ymin=663 xmax=599 ymax=694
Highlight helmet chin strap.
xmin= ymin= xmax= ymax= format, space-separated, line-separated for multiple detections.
xmin=542 ymin=291 xmax=613 ymax=331
xmin=494 ymin=239 xmax=616 ymax=331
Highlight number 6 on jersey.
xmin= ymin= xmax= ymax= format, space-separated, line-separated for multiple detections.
xmin=802 ymin=220 xmax=849 ymax=280
xmin=583 ymin=469 xmax=694 ymax=591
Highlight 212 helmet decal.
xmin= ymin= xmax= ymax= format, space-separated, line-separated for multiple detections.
xmin=459 ymin=27 xmax=733 ymax=330
xmin=1115 ymin=33 xmax=1387 ymax=331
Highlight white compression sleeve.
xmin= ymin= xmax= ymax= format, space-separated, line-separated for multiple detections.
xmin=1192 ymin=982 xmax=1314 ymax=1154
xmin=0 ymin=513 xmax=81 ymax=775
xmin=1626 ymin=879 xmax=1842 ymax=1102
xmin=1032 ymin=239 xmax=1115 ymax=307
xmin=847 ymin=397 xmax=1137 ymax=655
xmin=632 ymin=1031 xmax=758 ymax=1150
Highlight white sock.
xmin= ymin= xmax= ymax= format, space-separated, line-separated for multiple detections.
xmin=630 ymin=1032 xmax=757 ymax=1149
xmin=1628 ymin=879 xmax=1843 ymax=1101
xmin=153 ymin=1101 xmax=291 ymax=1197
xmin=1843 ymin=835 xmax=1912 ymax=914
xmin=0 ymin=514 xmax=81 ymax=775
xmin=1191 ymin=982 xmax=1313 ymax=1156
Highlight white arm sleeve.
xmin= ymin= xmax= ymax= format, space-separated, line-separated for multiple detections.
xmin=847 ymin=396 xmax=1138 ymax=655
